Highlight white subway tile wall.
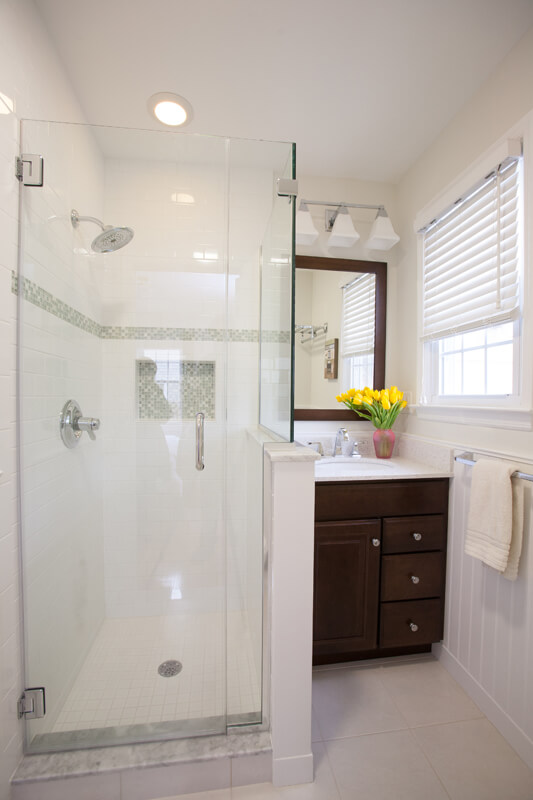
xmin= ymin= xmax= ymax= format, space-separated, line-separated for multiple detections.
xmin=0 ymin=1 xmax=88 ymax=794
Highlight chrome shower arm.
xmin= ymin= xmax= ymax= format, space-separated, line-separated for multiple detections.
xmin=70 ymin=209 xmax=106 ymax=231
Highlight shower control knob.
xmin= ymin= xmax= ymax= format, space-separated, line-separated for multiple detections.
xmin=76 ymin=416 xmax=101 ymax=440
xmin=60 ymin=400 xmax=101 ymax=448
xmin=412 ymin=532 xmax=422 ymax=541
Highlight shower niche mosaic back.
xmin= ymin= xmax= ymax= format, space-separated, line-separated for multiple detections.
xmin=137 ymin=359 xmax=216 ymax=420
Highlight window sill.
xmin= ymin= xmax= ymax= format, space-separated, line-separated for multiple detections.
xmin=414 ymin=404 xmax=533 ymax=431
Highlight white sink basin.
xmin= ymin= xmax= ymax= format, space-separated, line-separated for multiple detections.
xmin=315 ymin=456 xmax=394 ymax=478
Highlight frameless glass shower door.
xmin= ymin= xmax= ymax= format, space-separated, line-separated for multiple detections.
xmin=17 ymin=120 xmax=294 ymax=752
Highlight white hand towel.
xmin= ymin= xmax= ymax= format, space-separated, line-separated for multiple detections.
xmin=464 ymin=459 xmax=524 ymax=580
xmin=502 ymin=481 xmax=524 ymax=581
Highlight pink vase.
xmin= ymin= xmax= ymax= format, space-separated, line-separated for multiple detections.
xmin=373 ymin=429 xmax=395 ymax=459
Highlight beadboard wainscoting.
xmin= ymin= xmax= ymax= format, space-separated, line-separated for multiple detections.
xmin=435 ymin=454 xmax=533 ymax=770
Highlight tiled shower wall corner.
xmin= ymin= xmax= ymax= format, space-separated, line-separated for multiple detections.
xmin=0 ymin=0 xmax=90 ymax=794
xmin=18 ymin=122 xmax=107 ymax=740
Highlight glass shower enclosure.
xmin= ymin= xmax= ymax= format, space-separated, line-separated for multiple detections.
xmin=17 ymin=120 xmax=294 ymax=752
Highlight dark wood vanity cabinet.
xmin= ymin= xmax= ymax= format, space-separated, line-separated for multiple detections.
xmin=313 ymin=478 xmax=449 ymax=665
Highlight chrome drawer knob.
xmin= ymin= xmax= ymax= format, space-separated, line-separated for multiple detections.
xmin=372 ymin=538 xmax=381 ymax=547
xmin=409 ymin=622 xmax=419 ymax=632
xmin=410 ymin=574 xmax=420 ymax=584
xmin=412 ymin=532 xmax=422 ymax=541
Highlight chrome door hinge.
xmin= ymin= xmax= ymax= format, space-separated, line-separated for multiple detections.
xmin=17 ymin=687 xmax=46 ymax=719
xmin=276 ymin=177 xmax=298 ymax=199
xmin=16 ymin=154 xmax=44 ymax=186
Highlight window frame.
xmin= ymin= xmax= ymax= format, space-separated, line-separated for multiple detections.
xmin=424 ymin=318 xmax=521 ymax=407
xmin=414 ymin=117 xmax=533 ymax=429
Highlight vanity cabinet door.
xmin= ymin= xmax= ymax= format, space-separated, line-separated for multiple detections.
xmin=313 ymin=520 xmax=381 ymax=657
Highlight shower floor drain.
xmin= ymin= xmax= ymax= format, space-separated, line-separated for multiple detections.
xmin=158 ymin=660 xmax=183 ymax=677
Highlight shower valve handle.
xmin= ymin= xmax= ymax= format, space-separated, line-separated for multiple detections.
xmin=75 ymin=416 xmax=100 ymax=440
xmin=60 ymin=400 xmax=101 ymax=448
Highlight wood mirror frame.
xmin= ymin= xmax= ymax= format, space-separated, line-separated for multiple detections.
xmin=294 ymin=255 xmax=387 ymax=421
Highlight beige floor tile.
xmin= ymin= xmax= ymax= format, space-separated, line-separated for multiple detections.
xmin=325 ymin=729 xmax=449 ymax=800
xmin=158 ymin=791 xmax=231 ymax=800
xmin=231 ymin=782 xmax=281 ymax=799
xmin=412 ymin=718 xmax=533 ymax=800
xmin=313 ymin=666 xmax=408 ymax=740
xmin=278 ymin=743 xmax=341 ymax=800
xmin=379 ymin=658 xmax=483 ymax=728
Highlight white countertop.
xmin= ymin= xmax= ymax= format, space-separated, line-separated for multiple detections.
xmin=314 ymin=455 xmax=453 ymax=482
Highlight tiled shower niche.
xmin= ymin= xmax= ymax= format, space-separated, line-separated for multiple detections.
xmin=137 ymin=358 xmax=216 ymax=420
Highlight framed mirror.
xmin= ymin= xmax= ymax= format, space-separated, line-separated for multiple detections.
xmin=294 ymin=255 xmax=387 ymax=421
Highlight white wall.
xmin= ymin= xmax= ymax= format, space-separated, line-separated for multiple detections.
xmin=395 ymin=24 xmax=533 ymax=454
xmin=394 ymin=23 xmax=533 ymax=767
xmin=0 ymin=0 xmax=88 ymax=794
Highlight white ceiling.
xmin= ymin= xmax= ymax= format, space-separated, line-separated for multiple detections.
xmin=35 ymin=0 xmax=533 ymax=184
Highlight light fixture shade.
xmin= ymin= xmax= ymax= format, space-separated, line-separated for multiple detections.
xmin=295 ymin=202 xmax=319 ymax=245
xmin=366 ymin=208 xmax=400 ymax=250
xmin=328 ymin=207 xmax=360 ymax=248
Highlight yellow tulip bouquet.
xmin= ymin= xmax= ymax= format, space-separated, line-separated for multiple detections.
xmin=336 ymin=386 xmax=407 ymax=430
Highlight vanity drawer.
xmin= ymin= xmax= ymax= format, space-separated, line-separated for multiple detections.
xmin=382 ymin=515 xmax=446 ymax=554
xmin=381 ymin=552 xmax=444 ymax=601
xmin=380 ymin=599 xmax=443 ymax=648
xmin=315 ymin=479 xmax=449 ymax=521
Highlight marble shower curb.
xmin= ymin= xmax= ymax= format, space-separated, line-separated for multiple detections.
xmin=11 ymin=731 xmax=272 ymax=799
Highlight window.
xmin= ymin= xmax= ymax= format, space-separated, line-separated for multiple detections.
xmin=421 ymin=154 xmax=523 ymax=405
xmin=342 ymin=272 xmax=375 ymax=388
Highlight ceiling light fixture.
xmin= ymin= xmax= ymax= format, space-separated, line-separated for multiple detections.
xmin=295 ymin=201 xmax=319 ymax=245
xmin=148 ymin=92 xmax=193 ymax=127
xmin=297 ymin=199 xmax=400 ymax=251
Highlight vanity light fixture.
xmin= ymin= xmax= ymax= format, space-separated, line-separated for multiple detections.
xmin=366 ymin=207 xmax=400 ymax=250
xmin=327 ymin=206 xmax=360 ymax=248
xmin=298 ymin=199 xmax=400 ymax=251
xmin=295 ymin=201 xmax=319 ymax=245
xmin=148 ymin=92 xmax=193 ymax=127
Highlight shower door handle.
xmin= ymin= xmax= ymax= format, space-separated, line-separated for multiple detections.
xmin=196 ymin=412 xmax=205 ymax=471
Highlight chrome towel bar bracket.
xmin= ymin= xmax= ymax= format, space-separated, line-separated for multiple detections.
xmin=454 ymin=452 xmax=533 ymax=482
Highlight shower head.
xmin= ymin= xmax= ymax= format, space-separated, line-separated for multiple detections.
xmin=70 ymin=209 xmax=134 ymax=253
xmin=91 ymin=226 xmax=134 ymax=253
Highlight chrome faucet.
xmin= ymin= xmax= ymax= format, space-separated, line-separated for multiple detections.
xmin=333 ymin=428 xmax=361 ymax=458
xmin=334 ymin=428 xmax=349 ymax=456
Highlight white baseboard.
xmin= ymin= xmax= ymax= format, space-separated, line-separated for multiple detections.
xmin=435 ymin=644 xmax=533 ymax=771
xmin=272 ymin=753 xmax=314 ymax=787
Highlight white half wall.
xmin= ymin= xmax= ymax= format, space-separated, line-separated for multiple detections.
xmin=264 ymin=443 xmax=318 ymax=787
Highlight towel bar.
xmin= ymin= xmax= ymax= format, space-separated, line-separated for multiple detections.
xmin=455 ymin=452 xmax=533 ymax=483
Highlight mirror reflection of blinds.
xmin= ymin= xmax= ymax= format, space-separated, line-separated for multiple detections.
xmin=342 ymin=273 xmax=376 ymax=357
xmin=422 ymin=157 xmax=521 ymax=341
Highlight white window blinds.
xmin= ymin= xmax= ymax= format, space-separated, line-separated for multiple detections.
xmin=342 ymin=273 xmax=376 ymax=357
xmin=422 ymin=157 xmax=521 ymax=341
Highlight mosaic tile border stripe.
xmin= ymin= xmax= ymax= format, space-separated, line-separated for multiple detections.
xmin=12 ymin=272 xmax=290 ymax=343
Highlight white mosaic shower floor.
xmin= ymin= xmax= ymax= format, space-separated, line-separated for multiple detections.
xmin=51 ymin=612 xmax=261 ymax=734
